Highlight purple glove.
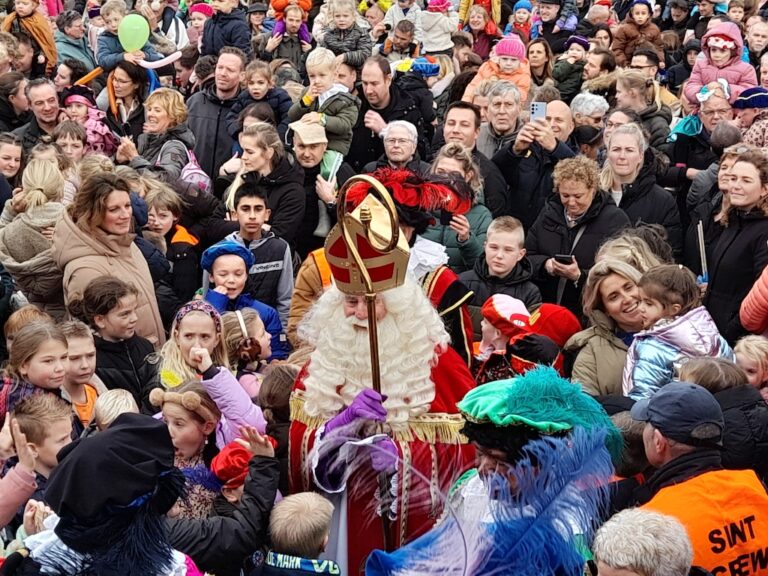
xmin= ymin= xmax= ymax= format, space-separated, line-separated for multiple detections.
xmin=369 ymin=437 xmax=398 ymax=473
xmin=325 ymin=389 xmax=387 ymax=435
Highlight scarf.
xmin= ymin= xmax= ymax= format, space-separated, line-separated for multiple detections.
xmin=2 ymin=11 xmax=58 ymax=75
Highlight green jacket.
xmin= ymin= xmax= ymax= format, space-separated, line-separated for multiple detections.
xmin=553 ymin=59 xmax=586 ymax=104
xmin=421 ymin=204 xmax=493 ymax=274
xmin=287 ymin=86 xmax=361 ymax=156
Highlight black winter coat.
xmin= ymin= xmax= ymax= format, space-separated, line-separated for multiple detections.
xmin=233 ymin=155 xmax=306 ymax=247
xmin=201 ymin=9 xmax=252 ymax=56
xmin=186 ymin=86 xmax=237 ymax=180
xmin=715 ymin=385 xmax=768 ymax=480
xmin=167 ymin=456 xmax=279 ymax=575
xmin=639 ymin=103 xmax=672 ymax=150
xmin=296 ymin=161 xmax=355 ymax=258
xmin=0 ymin=96 xmax=29 ymax=133
xmin=347 ymin=85 xmax=425 ymax=172
xmin=459 ymin=257 xmax=542 ymax=310
xmin=492 ymin=140 xmax=577 ymax=231
xmin=526 ymin=192 xmax=631 ymax=316
xmin=226 ymin=87 xmax=293 ymax=140
xmin=94 ymin=335 xmax=158 ymax=414
xmin=666 ymin=59 xmax=693 ymax=93
xmin=396 ymin=72 xmax=435 ymax=142
xmin=704 ymin=208 xmax=768 ymax=344
xmin=165 ymin=225 xmax=200 ymax=302
xmin=615 ymin=152 xmax=683 ymax=259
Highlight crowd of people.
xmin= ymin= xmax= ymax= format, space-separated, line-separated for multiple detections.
xmin=0 ymin=0 xmax=766 ymax=572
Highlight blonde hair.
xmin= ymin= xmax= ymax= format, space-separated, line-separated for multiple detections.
xmin=13 ymin=394 xmax=72 ymax=445
xmin=59 ymin=319 xmax=93 ymax=341
xmin=617 ymin=69 xmax=662 ymax=109
xmin=6 ymin=321 xmax=67 ymax=382
xmin=145 ymin=180 xmax=185 ymax=217
xmin=582 ymin=259 xmax=643 ymax=321
xmin=469 ymin=4 xmax=490 ymax=22
xmin=433 ymin=54 xmax=453 ymax=80
xmin=306 ymin=47 xmax=337 ymax=71
xmin=599 ymin=123 xmax=648 ymax=191
xmin=159 ymin=310 xmax=229 ymax=387
xmin=486 ymin=215 xmax=524 ymax=247
xmin=431 ymin=142 xmax=483 ymax=196
xmin=596 ymin=234 xmax=664 ymax=273
xmin=4 ymin=305 xmax=53 ymax=342
xmin=329 ymin=0 xmax=357 ymax=19
xmin=226 ymin=123 xmax=284 ymax=211
xmin=78 ymin=154 xmax=114 ymax=184
xmin=735 ymin=335 xmax=768 ymax=381
xmin=269 ymin=492 xmax=335 ymax=558
xmin=100 ymin=0 xmax=126 ymax=17
xmin=144 ymin=88 xmax=188 ymax=127
xmin=93 ymin=389 xmax=139 ymax=430
xmin=679 ymin=357 xmax=748 ymax=393
xmin=20 ymin=159 xmax=65 ymax=209
xmin=221 ymin=309 xmax=263 ymax=371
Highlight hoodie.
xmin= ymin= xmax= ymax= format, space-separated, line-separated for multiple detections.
xmin=622 ymin=306 xmax=734 ymax=400
xmin=685 ymin=22 xmax=757 ymax=103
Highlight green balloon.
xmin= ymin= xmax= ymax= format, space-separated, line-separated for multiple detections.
xmin=118 ymin=14 xmax=150 ymax=53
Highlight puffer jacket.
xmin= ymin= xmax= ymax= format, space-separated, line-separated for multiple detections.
xmin=463 ymin=59 xmax=532 ymax=103
xmin=52 ymin=211 xmax=165 ymax=347
xmin=715 ymin=385 xmax=768 ymax=479
xmin=201 ymin=367 xmax=267 ymax=443
xmin=0 ymin=202 xmax=66 ymax=318
xmin=622 ymin=306 xmax=734 ymax=400
xmin=227 ymin=87 xmax=293 ymax=140
xmin=611 ymin=14 xmax=664 ymax=66
xmin=201 ymin=9 xmax=252 ymax=56
xmin=129 ymin=123 xmax=196 ymax=187
xmin=740 ymin=261 xmax=768 ymax=335
xmin=288 ymin=86 xmax=361 ymax=155
xmin=706 ymin=208 xmax=768 ymax=343
xmin=639 ymin=103 xmax=673 ymax=149
xmin=552 ymin=58 xmax=586 ymax=104
xmin=422 ymin=204 xmax=493 ymax=273
xmin=320 ymin=24 xmax=372 ymax=69
xmin=614 ymin=150 xmax=683 ymax=259
xmin=54 ymin=29 xmax=97 ymax=70
xmin=685 ymin=23 xmax=757 ymax=103
xmin=97 ymin=30 xmax=162 ymax=71
xmin=459 ymin=256 xmax=542 ymax=332
xmin=565 ymin=309 xmax=631 ymax=396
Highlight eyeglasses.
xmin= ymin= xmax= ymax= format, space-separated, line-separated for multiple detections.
xmin=700 ymin=108 xmax=732 ymax=117
xmin=384 ymin=137 xmax=412 ymax=145
xmin=605 ymin=121 xmax=627 ymax=129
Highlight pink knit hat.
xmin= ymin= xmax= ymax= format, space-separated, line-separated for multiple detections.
xmin=495 ymin=36 xmax=526 ymax=60
xmin=428 ymin=0 xmax=451 ymax=12
xmin=189 ymin=3 xmax=214 ymax=17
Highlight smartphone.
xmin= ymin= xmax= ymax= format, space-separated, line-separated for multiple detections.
xmin=439 ymin=209 xmax=453 ymax=225
xmin=554 ymin=254 xmax=574 ymax=265
xmin=530 ymin=101 xmax=546 ymax=122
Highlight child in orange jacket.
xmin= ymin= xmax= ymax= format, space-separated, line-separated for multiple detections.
xmin=271 ymin=0 xmax=313 ymax=43
xmin=462 ymin=35 xmax=531 ymax=102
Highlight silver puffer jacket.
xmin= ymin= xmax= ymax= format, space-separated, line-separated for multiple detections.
xmin=622 ymin=306 xmax=734 ymax=400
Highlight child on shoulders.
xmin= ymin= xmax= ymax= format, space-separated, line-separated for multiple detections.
xmin=227 ymin=60 xmax=293 ymax=140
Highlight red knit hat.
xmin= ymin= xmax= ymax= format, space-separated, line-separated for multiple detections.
xmin=189 ymin=3 xmax=214 ymax=18
xmin=211 ymin=438 xmax=278 ymax=489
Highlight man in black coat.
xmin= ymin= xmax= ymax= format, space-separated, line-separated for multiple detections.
xmin=493 ymin=100 xmax=577 ymax=230
xmin=346 ymin=55 xmax=426 ymax=172
xmin=538 ymin=0 xmax=570 ymax=54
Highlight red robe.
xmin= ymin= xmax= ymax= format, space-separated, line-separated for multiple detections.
xmin=289 ymin=346 xmax=477 ymax=575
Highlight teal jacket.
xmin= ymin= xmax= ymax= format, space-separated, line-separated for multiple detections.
xmin=54 ymin=30 xmax=97 ymax=71
xmin=421 ymin=204 xmax=492 ymax=274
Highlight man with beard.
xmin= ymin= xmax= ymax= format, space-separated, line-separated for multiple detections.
xmin=748 ymin=19 xmax=768 ymax=78
xmin=289 ymin=194 xmax=477 ymax=574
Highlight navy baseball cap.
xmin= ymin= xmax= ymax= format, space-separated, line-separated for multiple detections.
xmin=630 ymin=382 xmax=724 ymax=447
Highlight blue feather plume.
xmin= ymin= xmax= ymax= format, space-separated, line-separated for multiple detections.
xmin=365 ymin=427 xmax=613 ymax=576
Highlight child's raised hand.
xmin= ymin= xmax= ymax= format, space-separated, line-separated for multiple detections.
xmin=188 ymin=347 xmax=213 ymax=373
xmin=23 ymin=500 xmax=51 ymax=536
xmin=11 ymin=418 xmax=36 ymax=472
xmin=236 ymin=425 xmax=275 ymax=458
xmin=266 ymin=34 xmax=283 ymax=52
xmin=124 ymin=52 xmax=141 ymax=64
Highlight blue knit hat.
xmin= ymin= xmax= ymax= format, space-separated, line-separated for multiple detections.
xmin=513 ymin=0 xmax=532 ymax=12
xmin=410 ymin=57 xmax=440 ymax=78
xmin=630 ymin=0 xmax=653 ymax=12
xmin=200 ymin=240 xmax=255 ymax=273
xmin=734 ymin=86 xmax=768 ymax=109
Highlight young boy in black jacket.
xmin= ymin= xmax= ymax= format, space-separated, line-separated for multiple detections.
xmin=251 ymin=492 xmax=339 ymax=576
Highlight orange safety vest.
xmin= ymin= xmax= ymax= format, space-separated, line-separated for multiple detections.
xmin=310 ymin=248 xmax=333 ymax=289
xmin=642 ymin=468 xmax=768 ymax=576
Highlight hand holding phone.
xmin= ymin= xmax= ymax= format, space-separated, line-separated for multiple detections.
xmin=554 ymin=254 xmax=574 ymax=265
xmin=530 ymin=101 xmax=546 ymax=122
